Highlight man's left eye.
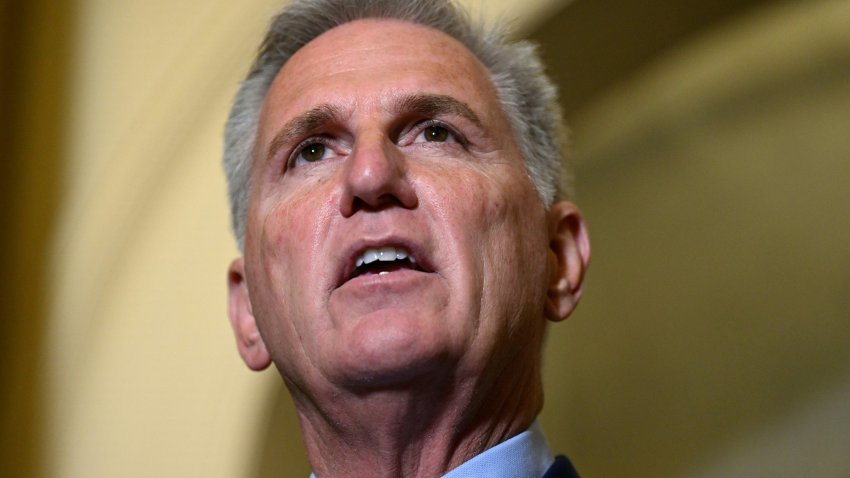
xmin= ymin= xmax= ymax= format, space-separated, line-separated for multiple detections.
xmin=414 ymin=123 xmax=459 ymax=144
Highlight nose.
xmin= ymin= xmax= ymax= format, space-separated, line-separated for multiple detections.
xmin=339 ymin=133 xmax=418 ymax=217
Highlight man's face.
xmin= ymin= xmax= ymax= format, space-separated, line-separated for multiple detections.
xmin=238 ymin=19 xmax=557 ymax=393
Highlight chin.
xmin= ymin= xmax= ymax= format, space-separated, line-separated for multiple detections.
xmin=329 ymin=310 xmax=459 ymax=390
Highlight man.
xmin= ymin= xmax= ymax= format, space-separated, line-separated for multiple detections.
xmin=223 ymin=1 xmax=590 ymax=476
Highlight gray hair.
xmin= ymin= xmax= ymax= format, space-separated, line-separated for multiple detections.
xmin=223 ymin=0 xmax=569 ymax=250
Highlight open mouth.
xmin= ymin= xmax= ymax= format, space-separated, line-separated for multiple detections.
xmin=349 ymin=246 xmax=427 ymax=280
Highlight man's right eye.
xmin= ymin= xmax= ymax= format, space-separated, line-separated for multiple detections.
xmin=300 ymin=143 xmax=326 ymax=162
xmin=289 ymin=140 xmax=334 ymax=168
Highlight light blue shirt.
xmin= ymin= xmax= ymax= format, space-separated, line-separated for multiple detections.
xmin=441 ymin=422 xmax=554 ymax=478
xmin=309 ymin=422 xmax=553 ymax=478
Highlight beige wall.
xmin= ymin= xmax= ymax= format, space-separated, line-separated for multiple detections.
xmin=49 ymin=2 xmax=286 ymax=475
xmin=1 ymin=0 xmax=847 ymax=477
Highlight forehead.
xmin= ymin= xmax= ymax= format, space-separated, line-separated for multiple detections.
xmin=258 ymin=18 xmax=504 ymax=127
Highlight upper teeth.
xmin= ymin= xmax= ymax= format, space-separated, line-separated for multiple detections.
xmin=355 ymin=246 xmax=415 ymax=268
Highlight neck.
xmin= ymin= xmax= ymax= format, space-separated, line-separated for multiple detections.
xmin=289 ymin=361 xmax=543 ymax=478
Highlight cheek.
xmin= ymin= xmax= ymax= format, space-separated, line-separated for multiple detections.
xmin=425 ymin=160 xmax=550 ymax=291
xmin=454 ymin=166 xmax=549 ymax=303
xmin=257 ymin=175 xmax=338 ymax=261
xmin=246 ymin=178 xmax=340 ymax=365
xmin=449 ymin=165 xmax=543 ymax=243
xmin=250 ymin=176 xmax=338 ymax=310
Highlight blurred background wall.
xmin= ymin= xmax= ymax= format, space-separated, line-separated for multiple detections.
xmin=1 ymin=0 xmax=848 ymax=477
xmin=1 ymin=1 xmax=70 ymax=476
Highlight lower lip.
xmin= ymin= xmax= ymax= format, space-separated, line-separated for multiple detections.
xmin=329 ymin=269 xmax=442 ymax=319
xmin=335 ymin=268 xmax=435 ymax=297
xmin=344 ymin=267 xmax=429 ymax=287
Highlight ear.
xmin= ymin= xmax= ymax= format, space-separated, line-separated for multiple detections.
xmin=227 ymin=258 xmax=271 ymax=371
xmin=545 ymin=201 xmax=591 ymax=322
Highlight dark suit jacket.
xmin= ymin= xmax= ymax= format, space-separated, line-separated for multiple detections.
xmin=542 ymin=455 xmax=580 ymax=478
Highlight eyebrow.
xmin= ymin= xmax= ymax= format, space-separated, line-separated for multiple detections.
xmin=394 ymin=93 xmax=483 ymax=129
xmin=266 ymin=104 xmax=344 ymax=162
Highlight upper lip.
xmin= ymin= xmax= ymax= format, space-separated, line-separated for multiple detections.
xmin=337 ymin=236 xmax=434 ymax=287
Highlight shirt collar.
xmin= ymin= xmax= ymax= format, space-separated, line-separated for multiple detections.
xmin=441 ymin=421 xmax=554 ymax=478
xmin=309 ymin=421 xmax=554 ymax=478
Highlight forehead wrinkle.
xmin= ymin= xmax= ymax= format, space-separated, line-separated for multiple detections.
xmin=391 ymin=93 xmax=483 ymax=128
xmin=266 ymin=103 xmax=346 ymax=162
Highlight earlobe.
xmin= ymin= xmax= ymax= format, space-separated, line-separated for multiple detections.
xmin=227 ymin=258 xmax=272 ymax=371
xmin=545 ymin=201 xmax=591 ymax=322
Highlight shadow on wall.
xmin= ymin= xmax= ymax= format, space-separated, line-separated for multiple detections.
xmin=0 ymin=1 xmax=71 ymax=477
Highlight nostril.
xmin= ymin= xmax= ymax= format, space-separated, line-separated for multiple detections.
xmin=349 ymin=192 xmax=407 ymax=214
